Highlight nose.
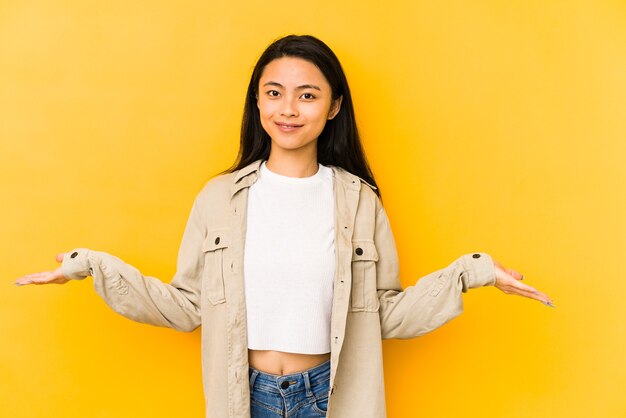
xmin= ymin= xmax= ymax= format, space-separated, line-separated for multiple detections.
xmin=279 ymin=96 xmax=299 ymax=117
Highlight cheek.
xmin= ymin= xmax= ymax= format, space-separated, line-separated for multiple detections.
xmin=258 ymin=114 xmax=271 ymax=133
xmin=311 ymin=104 xmax=333 ymax=124
xmin=257 ymin=105 xmax=273 ymax=134
xmin=256 ymin=103 xmax=269 ymax=123
xmin=258 ymin=100 xmax=277 ymax=120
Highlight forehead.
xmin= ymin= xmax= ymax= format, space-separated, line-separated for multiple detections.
xmin=259 ymin=57 xmax=330 ymax=88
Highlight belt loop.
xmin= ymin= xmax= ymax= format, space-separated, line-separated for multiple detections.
xmin=302 ymin=371 xmax=313 ymax=397
xmin=249 ymin=369 xmax=259 ymax=393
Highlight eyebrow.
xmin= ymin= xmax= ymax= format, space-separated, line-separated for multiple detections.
xmin=262 ymin=81 xmax=321 ymax=91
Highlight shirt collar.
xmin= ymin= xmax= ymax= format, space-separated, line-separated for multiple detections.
xmin=229 ymin=158 xmax=377 ymax=198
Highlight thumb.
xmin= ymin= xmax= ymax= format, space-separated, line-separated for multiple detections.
xmin=55 ymin=252 xmax=65 ymax=263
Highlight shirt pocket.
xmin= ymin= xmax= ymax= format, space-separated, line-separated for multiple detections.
xmin=202 ymin=228 xmax=231 ymax=305
xmin=350 ymin=239 xmax=380 ymax=312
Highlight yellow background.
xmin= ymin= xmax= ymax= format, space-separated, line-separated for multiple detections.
xmin=2 ymin=0 xmax=624 ymax=417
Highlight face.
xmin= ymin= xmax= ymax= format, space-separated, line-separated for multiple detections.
xmin=257 ymin=56 xmax=342 ymax=158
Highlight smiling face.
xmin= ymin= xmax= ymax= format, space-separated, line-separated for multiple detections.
xmin=257 ymin=56 xmax=342 ymax=161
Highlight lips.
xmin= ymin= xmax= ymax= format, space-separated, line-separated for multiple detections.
xmin=275 ymin=122 xmax=304 ymax=128
xmin=274 ymin=121 xmax=304 ymax=132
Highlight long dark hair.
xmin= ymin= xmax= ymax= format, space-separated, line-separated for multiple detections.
xmin=222 ymin=34 xmax=380 ymax=197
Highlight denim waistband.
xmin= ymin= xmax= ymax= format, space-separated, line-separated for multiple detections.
xmin=249 ymin=359 xmax=331 ymax=396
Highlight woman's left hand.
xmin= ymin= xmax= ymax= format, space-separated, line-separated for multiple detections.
xmin=492 ymin=259 xmax=555 ymax=308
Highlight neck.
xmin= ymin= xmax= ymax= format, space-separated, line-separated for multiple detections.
xmin=266 ymin=150 xmax=319 ymax=178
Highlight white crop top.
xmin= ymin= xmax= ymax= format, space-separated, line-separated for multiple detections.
xmin=243 ymin=160 xmax=335 ymax=354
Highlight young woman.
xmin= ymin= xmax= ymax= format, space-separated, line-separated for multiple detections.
xmin=15 ymin=35 xmax=554 ymax=418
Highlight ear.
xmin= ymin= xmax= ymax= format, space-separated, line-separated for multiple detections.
xmin=327 ymin=95 xmax=343 ymax=120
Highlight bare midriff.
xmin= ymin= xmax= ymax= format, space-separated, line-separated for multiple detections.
xmin=248 ymin=349 xmax=331 ymax=376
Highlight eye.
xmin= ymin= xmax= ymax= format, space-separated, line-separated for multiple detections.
xmin=301 ymin=92 xmax=316 ymax=100
xmin=266 ymin=90 xmax=280 ymax=97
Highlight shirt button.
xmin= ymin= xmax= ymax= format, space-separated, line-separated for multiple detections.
xmin=472 ymin=253 xmax=481 ymax=259
xmin=70 ymin=252 xmax=78 ymax=258
xmin=355 ymin=247 xmax=363 ymax=256
xmin=215 ymin=237 xmax=220 ymax=245
xmin=280 ymin=381 xmax=289 ymax=389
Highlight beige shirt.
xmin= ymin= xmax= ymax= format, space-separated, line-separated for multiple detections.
xmin=61 ymin=158 xmax=496 ymax=418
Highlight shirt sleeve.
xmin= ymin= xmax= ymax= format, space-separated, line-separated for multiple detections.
xmin=374 ymin=204 xmax=496 ymax=340
xmin=61 ymin=197 xmax=205 ymax=332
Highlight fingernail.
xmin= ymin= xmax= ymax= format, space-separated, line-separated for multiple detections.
xmin=520 ymin=275 xmax=525 ymax=280
xmin=542 ymin=300 xmax=556 ymax=308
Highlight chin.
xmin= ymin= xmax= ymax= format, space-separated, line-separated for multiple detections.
xmin=271 ymin=138 xmax=317 ymax=152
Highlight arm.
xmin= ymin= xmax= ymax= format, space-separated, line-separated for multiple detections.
xmin=374 ymin=205 xmax=554 ymax=340
xmin=17 ymin=197 xmax=206 ymax=332
xmin=374 ymin=204 xmax=495 ymax=340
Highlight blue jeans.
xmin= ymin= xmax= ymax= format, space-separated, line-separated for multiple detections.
xmin=249 ymin=359 xmax=330 ymax=417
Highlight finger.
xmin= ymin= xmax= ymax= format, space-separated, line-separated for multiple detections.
xmin=33 ymin=277 xmax=66 ymax=285
xmin=15 ymin=272 xmax=50 ymax=285
xmin=508 ymin=278 xmax=539 ymax=295
xmin=495 ymin=269 xmax=555 ymax=306
xmin=29 ymin=269 xmax=68 ymax=284
xmin=497 ymin=280 xmax=537 ymax=298
xmin=20 ymin=272 xmax=55 ymax=280
xmin=508 ymin=283 xmax=542 ymax=300
xmin=18 ymin=272 xmax=46 ymax=280
xmin=506 ymin=278 xmax=554 ymax=303
xmin=26 ymin=272 xmax=55 ymax=284
xmin=55 ymin=253 xmax=65 ymax=263
xmin=501 ymin=279 xmax=555 ymax=307
xmin=518 ymin=288 xmax=555 ymax=307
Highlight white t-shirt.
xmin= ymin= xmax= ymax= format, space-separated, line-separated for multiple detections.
xmin=243 ymin=160 xmax=335 ymax=354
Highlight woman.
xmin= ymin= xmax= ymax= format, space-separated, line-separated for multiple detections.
xmin=15 ymin=35 xmax=554 ymax=418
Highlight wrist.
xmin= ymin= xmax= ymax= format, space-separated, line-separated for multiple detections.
xmin=61 ymin=249 xmax=92 ymax=280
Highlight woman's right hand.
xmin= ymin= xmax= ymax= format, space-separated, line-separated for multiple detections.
xmin=14 ymin=253 xmax=70 ymax=286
